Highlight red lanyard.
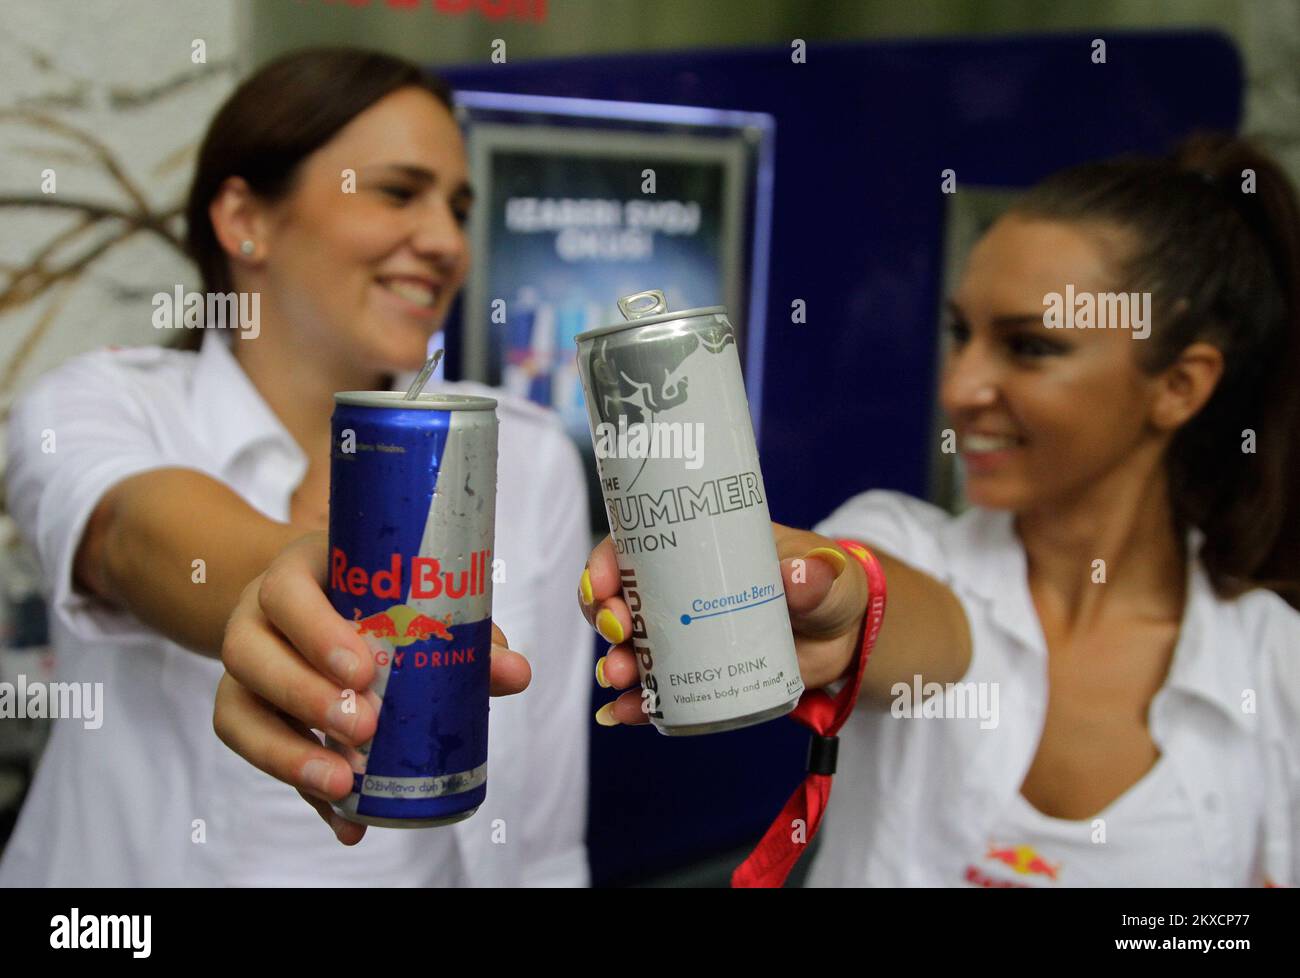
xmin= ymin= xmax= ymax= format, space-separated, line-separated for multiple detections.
xmin=731 ymin=540 xmax=888 ymax=888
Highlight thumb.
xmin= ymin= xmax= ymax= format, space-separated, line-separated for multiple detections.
xmin=775 ymin=526 xmax=868 ymax=641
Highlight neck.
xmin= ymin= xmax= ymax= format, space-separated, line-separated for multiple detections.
xmin=1014 ymin=449 xmax=1186 ymax=633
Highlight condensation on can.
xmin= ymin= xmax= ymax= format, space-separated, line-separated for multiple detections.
xmin=326 ymin=390 xmax=498 ymax=826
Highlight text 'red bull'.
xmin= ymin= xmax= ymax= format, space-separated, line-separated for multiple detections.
xmin=331 ymin=548 xmax=491 ymax=599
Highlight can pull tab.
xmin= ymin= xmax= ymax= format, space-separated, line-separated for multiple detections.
xmin=617 ymin=290 xmax=668 ymax=320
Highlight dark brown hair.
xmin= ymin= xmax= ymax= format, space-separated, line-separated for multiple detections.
xmin=179 ymin=46 xmax=453 ymax=340
xmin=1011 ymin=133 xmax=1300 ymax=606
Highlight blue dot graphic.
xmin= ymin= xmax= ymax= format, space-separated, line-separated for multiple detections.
xmin=680 ymin=614 xmax=691 ymax=625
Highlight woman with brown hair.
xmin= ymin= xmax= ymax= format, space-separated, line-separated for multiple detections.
xmin=198 ymin=107 xmax=1299 ymax=882
xmin=582 ymin=133 xmax=1300 ymax=886
xmin=0 ymin=48 xmax=591 ymax=886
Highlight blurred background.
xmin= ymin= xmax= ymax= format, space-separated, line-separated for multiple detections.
xmin=1 ymin=0 xmax=1295 ymax=885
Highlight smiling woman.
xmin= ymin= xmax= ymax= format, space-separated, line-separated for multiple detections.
xmin=181 ymin=50 xmax=470 ymax=382
xmin=574 ymin=132 xmax=1300 ymax=889
xmin=958 ymin=136 xmax=1300 ymax=602
xmin=0 ymin=47 xmax=592 ymax=888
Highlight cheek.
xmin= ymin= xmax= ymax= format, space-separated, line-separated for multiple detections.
xmin=304 ymin=197 xmax=407 ymax=269
xmin=346 ymin=217 xmax=405 ymax=270
xmin=1019 ymin=364 xmax=1150 ymax=460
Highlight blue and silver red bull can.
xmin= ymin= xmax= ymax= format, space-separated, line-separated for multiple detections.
xmin=326 ymin=390 xmax=498 ymax=827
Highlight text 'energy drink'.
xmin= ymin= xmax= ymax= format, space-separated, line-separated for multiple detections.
xmin=327 ymin=390 xmax=498 ymax=826
xmin=577 ymin=290 xmax=803 ymax=735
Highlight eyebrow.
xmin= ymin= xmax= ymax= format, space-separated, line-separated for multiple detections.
xmin=945 ymin=300 xmax=1044 ymax=328
xmin=369 ymin=163 xmax=475 ymax=202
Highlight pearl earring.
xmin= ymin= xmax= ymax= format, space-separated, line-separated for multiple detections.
xmin=239 ymin=240 xmax=255 ymax=256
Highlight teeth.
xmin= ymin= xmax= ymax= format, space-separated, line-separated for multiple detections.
xmin=963 ymin=433 xmax=1020 ymax=452
xmin=381 ymin=279 xmax=436 ymax=307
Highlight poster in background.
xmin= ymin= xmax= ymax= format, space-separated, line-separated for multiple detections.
xmin=464 ymin=122 xmax=753 ymax=438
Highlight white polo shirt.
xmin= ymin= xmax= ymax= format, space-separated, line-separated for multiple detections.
xmin=0 ymin=331 xmax=592 ymax=887
xmin=807 ymin=490 xmax=1300 ymax=888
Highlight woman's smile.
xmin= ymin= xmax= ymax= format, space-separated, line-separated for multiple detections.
xmin=373 ymin=274 xmax=444 ymax=319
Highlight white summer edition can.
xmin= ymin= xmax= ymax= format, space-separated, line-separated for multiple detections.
xmin=576 ymin=290 xmax=803 ymax=735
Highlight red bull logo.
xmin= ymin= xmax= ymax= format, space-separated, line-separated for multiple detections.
xmin=331 ymin=548 xmax=491 ymax=600
xmin=351 ymin=604 xmax=477 ymax=668
xmin=352 ymin=605 xmax=458 ymax=647
xmin=354 ymin=608 xmax=455 ymax=642
xmin=962 ymin=865 xmax=1029 ymax=888
xmin=984 ymin=843 xmax=1061 ymax=882
xmin=405 ymin=613 xmax=454 ymax=641
xmin=354 ymin=609 xmax=398 ymax=637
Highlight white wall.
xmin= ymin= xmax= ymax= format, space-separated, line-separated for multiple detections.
xmin=0 ymin=0 xmax=242 ymax=428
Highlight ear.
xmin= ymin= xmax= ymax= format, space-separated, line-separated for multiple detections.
xmin=208 ymin=176 xmax=274 ymax=273
xmin=1150 ymin=340 xmax=1224 ymax=432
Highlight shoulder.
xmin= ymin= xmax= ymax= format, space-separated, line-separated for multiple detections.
xmin=1228 ymin=586 xmax=1300 ymax=639
xmin=816 ymin=489 xmax=951 ymax=535
xmin=1215 ymin=587 xmax=1300 ymax=775
xmin=55 ymin=342 xmax=193 ymax=377
xmin=1214 ymin=587 xmax=1300 ymax=682
xmin=9 ymin=344 xmax=195 ymax=431
xmin=1233 ymin=589 xmax=1300 ymax=885
xmin=17 ymin=343 xmax=195 ymax=402
xmin=1233 ymin=588 xmax=1300 ymax=703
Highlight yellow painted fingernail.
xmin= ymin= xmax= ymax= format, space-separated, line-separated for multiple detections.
xmin=804 ymin=546 xmax=847 ymax=579
xmin=579 ymin=568 xmax=594 ymax=606
xmin=594 ymin=702 xmax=620 ymax=727
xmin=595 ymin=656 xmax=611 ymax=688
xmin=595 ymin=608 xmax=624 ymax=644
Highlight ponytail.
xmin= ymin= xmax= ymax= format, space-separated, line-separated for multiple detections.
xmin=1013 ymin=133 xmax=1300 ymax=606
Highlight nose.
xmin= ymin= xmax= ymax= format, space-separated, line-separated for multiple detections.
xmin=939 ymin=337 xmax=1001 ymax=418
xmin=409 ymin=198 xmax=468 ymax=274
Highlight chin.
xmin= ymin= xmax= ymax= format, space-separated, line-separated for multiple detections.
xmin=963 ymin=479 xmax=1029 ymax=512
xmin=392 ymin=345 xmax=435 ymax=373
xmin=365 ymin=327 xmax=439 ymax=373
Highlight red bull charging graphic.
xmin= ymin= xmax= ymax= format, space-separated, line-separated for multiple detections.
xmin=963 ymin=842 xmax=1063 ymax=887
xmin=327 ymin=390 xmax=498 ymax=827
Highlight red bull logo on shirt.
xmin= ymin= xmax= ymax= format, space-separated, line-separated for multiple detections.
xmin=964 ymin=843 xmax=1061 ymax=886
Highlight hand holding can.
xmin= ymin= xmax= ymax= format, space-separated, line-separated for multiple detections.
xmin=325 ymin=390 xmax=500 ymax=826
xmin=213 ymin=532 xmax=529 ymax=845
xmin=581 ymin=525 xmax=871 ymax=726
xmin=578 ymin=291 xmax=845 ymax=734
